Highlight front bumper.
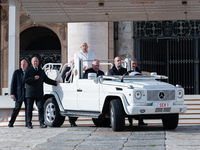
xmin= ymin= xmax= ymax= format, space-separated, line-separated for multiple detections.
xmin=126 ymin=104 xmax=187 ymax=115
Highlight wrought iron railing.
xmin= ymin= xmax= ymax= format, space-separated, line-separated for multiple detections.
xmin=20 ymin=50 xmax=61 ymax=68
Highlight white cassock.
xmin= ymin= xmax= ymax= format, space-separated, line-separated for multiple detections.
xmin=74 ymin=50 xmax=96 ymax=68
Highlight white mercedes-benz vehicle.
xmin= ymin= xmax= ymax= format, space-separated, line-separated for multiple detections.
xmin=43 ymin=58 xmax=187 ymax=131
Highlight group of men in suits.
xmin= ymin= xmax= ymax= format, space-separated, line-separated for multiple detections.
xmin=9 ymin=57 xmax=59 ymax=129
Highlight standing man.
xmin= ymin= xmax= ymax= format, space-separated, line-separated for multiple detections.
xmin=107 ymin=56 xmax=127 ymax=75
xmin=128 ymin=58 xmax=148 ymax=126
xmin=74 ymin=42 xmax=96 ymax=70
xmin=84 ymin=59 xmax=104 ymax=78
xmin=24 ymin=57 xmax=59 ymax=129
xmin=8 ymin=59 xmax=28 ymax=127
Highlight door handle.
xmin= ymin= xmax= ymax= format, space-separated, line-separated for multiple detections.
xmin=77 ymin=89 xmax=82 ymax=92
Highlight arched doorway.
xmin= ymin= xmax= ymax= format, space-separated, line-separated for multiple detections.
xmin=20 ymin=27 xmax=61 ymax=67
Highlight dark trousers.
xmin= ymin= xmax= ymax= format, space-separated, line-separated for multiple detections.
xmin=26 ymin=98 xmax=44 ymax=126
xmin=9 ymin=100 xmax=27 ymax=125
xmin=68 ymin=117 xmax=78 ymax=125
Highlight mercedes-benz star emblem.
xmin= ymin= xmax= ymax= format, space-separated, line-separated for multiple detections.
xmin=159 ymin=91 xmax=165 ymax=99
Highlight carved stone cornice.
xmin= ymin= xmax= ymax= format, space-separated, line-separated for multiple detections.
xmin=48 ymin=23 xmax=67 ymax=41
xmin=20 ymin=14 xmax=30 ymax=25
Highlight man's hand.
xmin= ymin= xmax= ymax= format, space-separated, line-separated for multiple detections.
xmin=11 ymin=95 xmax=15 ymax=99
xmin=66 ymin=71 xmax=70 ymax=76
xmin=35 ymin=75 xmax=39 ymax=80
xmin=56 ymin=81 xmax=60 ymax=85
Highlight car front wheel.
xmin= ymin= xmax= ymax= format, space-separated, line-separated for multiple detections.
xmin=162 ymin=114 xmax=179 ymax=130
xmin=44 ymin=97 xmax=65 ymax=127
xmin=110 ymin=99 xmax=125 ymax=131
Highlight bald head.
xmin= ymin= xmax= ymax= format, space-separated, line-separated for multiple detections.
xmin=21 ymin=59 xmax=28 ymax=71
xmin=92 ymin=59 xmax=100 ymax=72
xmin=114 ymin=56 xmax=122 ymax=68
xmin=31 ymin=57 xmax=39 ymax=68
xmin=80 ymin=42 xmax=88 ymax=53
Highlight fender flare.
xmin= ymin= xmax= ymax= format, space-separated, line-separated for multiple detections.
xmin=45 ymin=91 xmax=65 ymax=112
xmin=105 ymin=93 xmax=129 ymax=115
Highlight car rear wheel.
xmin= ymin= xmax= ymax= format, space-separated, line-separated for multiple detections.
xmin=162 ymin=114 xmax=179 ymax=130
xmin=44 ymin=97 xmax=65 ymax=127
xmin=110 ymin=99 xmax=125 ymax=131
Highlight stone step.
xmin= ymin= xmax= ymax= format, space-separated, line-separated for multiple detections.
xmin=1 ymin=96 xmax=200 ymax=127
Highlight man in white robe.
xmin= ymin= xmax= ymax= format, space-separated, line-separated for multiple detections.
xmin=74 ymin=42 xmax=96 ymax=70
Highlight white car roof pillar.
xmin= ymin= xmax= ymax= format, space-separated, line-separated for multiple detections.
xmin=8 ymin=0 xmax=20 ymax=94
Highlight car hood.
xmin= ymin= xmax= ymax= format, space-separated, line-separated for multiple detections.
xmin=101 ymin=79 xmax=175 ymax=89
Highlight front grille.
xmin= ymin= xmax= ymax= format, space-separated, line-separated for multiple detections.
xmin=155 ymin=108 xmax=171 ymax=112
xmin=147 ymin=90 xmax=175 ymax=101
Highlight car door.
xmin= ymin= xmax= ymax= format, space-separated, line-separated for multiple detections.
xmin=77 ymin=79 xmax=100 ymax=111
xmin=55 ymin=83 xmax=78 ymax=110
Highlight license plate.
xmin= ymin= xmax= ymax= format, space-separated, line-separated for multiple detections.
xmin=156 ymin=102 xmax=171 ymax=108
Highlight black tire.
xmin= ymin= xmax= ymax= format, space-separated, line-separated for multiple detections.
xmin=92 ymin=115 xmax=110 ymax=127
xmin=162 ymin=114 xmax=179 ymax=130
xmin=110 ymin=99 xmax=125 ymax=131
xmin=44 ymin=97 xmax=65 ymax=127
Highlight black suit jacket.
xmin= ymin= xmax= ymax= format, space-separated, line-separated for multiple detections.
xmin=107 ymin=66 xmax=127 ymax=75
xmin=127 ymin=67 xmax=141 ymax=74
xmin=61 ymin=67 xmax=71 ymax=82
xmin=10 ymin=69 xmax=25 ymax=102
xmin=23 ymin=66 xmax=57 ymax=98
xmin=83 ymin=68 xmax=104 ymax=78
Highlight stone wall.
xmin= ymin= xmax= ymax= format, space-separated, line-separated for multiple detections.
xmin=116 ymin=22 xmax=133 ymax=59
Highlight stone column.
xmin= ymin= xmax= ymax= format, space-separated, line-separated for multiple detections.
xmin=116 ymin=22 xmax=133 ymax=59
xmin=8 ymin=0 xmax=20 ymax=93
xmin=68 ymin=22 xmax=108 ymax=62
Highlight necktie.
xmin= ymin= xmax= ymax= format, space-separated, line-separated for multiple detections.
xmin=23 ymin=71 xmax=25 ymax=77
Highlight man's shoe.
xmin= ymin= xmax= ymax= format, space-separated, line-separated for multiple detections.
xmin=138 ymin=121 xmax=148 ymax=126
xmin=40 ymin=123 xmax=47 ymax=128
xmin=8 ymin=123 xmax=13 ymax=127
xmin=71 ymin=123 xmax=77 ymax=127
xmin=28 ymin=125 xmax=33 ymax=129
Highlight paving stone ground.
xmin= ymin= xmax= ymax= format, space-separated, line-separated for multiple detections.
xmin=0 ymin=125 xmax=200 ymax=150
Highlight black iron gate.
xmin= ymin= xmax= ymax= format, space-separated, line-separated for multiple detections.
xmin=134 ymin=21 xmax=200 ymax=94
xmin=20 ymin=50 xmax=61 ymax=68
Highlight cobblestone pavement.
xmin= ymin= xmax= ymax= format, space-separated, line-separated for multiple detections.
xmin=0 ymin=125 xmax=200 ymax=150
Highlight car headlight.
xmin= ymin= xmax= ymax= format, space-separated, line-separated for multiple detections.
xmin=135 ymin=91 xmax=142 ymax=100
xmin=177 ymin=90 xmax=183 ymax=98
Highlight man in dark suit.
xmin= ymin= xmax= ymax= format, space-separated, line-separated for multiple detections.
xmin=84 ymin=59 xmax=104 ymax=78
xmin=24 ymin=57 xmax=59 ymax=129
xmin=8 ymin=59 xmax=28 ymax=127
xmin=107 ymin=56 xmax=127 ymax=75
xmin=127 ymin=58 xmax=141 ymax=74
xmin=127 ymin=58 xmax=148 ymax=126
